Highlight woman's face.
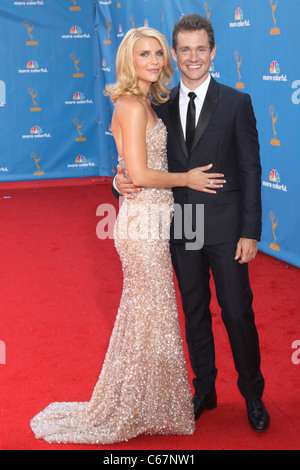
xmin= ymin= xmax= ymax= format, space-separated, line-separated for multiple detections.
xmin=132 ymin=37 xmax=165 ymax=93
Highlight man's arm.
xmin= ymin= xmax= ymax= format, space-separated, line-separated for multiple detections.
xmin=235 ymin=93 xmax=262 ymax=241
xmin=234 ymin=93 xmax=262 ymax=263
xmin=111 ymin=165 xmax=142 ymax=200
xmin=112 ymin=173 xmax=121 ymax=199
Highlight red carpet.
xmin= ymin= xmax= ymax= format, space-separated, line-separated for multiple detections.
xmin=0 ymin=178 xmax=299 ymax=450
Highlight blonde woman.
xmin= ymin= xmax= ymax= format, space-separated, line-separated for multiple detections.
xmin=30 ymin=27 xmax=224 ymax=445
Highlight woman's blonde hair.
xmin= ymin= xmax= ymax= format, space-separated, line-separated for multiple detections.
xmin=105 ymin=27 xmax=173 ymax=105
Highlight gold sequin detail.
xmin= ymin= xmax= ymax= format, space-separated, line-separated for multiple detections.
xmin=30 ymin=119 xmax=195 ymax=445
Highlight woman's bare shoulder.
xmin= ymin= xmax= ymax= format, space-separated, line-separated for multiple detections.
xmin=114 ymin=95 xmax=147 ymax=122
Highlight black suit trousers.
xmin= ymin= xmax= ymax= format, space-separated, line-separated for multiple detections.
xmin=170 ymin=241 xmax=265 ymax=400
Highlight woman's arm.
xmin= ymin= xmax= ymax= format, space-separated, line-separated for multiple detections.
xmin=113 ymin=98 xmax=225 ymax=193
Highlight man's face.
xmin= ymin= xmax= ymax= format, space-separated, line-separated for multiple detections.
xmin=171 ymin=29 xmax=216 ymax=90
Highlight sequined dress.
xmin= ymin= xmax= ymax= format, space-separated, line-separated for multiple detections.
xmin=30 ymin=119 xmax=195 ymax=445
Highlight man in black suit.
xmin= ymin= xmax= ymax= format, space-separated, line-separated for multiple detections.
xmin=113 ymin=14 xmax=269 ymax=432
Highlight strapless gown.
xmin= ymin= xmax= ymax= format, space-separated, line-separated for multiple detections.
xmin=30 ymin=119 xmax=195 ymax=445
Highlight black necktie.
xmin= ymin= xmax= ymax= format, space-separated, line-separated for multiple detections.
xmin=186 ymin=92 xmax=197 ymax=154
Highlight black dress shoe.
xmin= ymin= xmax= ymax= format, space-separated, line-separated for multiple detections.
xmin=246 ymin=398 xmax=270 ymax=432
xmin=193 ymin=390 xmax=217 ymax=420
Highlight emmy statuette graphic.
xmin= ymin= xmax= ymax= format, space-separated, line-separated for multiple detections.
xmin=73 ymin=118 xmax=87 ymax=142
xmin=103 ymin=20 xmax=112 ymax=44
xmin=27 ymin=88 xmax=41 ymax=112
xmin=69 ymin=0 xmax=81 ymax=11
xmin=269 ymin=105 xmax=280 ymax=146
xmin=269 ymin=211 xmax=280 ymax=251
xmin=31 ymin=152 xmax=45 ymax=176
xmin=70 ymin=53 xmax=84 ymax=78
xmin=234 ymin=51 xmax=244 ymax=89
xmin=23 ymin=20 xmax=38 ymax=45
xmin=269 ymin=0 xmax=280 ymax=35
xmin=204 ymin=3 xmax=211 ymax=19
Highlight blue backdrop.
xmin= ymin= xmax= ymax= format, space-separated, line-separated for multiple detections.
xmin=0 ymin=0 xmax=299 ymax=267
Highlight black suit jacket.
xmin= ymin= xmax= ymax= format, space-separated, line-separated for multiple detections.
xmin=155 ymin=77 xmax=262 ymax=245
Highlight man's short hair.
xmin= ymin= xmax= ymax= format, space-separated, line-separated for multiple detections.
xmin=172 ymin=14 xmax=215 ymax=51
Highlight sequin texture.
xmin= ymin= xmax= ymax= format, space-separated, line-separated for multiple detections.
xmin=30 ymin=118 xmax=195 ymax=445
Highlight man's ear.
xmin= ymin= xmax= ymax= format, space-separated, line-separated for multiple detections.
xmin=170 ymin=47 xmax=178 ymax=63
xmin=210 ymin=44 xmax=217 ymax=62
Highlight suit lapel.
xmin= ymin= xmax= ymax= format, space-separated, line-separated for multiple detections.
xmin=168 ymin=85 xmax=189 ymax=159
xmin=190 ymin=78 xmax=219 ymax=154
xmin=167 ymin=78 xmax=220 ymax=159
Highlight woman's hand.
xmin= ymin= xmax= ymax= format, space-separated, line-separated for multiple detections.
xmin=115 ymin=162 xmax=226 ymax=197
xmin=186 ymin=164 xmax=226 ymax=193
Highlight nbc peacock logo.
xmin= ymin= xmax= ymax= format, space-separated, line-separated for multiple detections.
xmin=65 ymin=91 xmax=93 ymax=105
xmin=102 ymin=58 xmax=111 ymax=72
xmin=18 ymin=59 xmax=48 ymax=74
xmin=229 ymin=6 xmax=250 ymax=27
xmin=117 ymin=24 xmax=124 ymax=38
xmin=70 ymin=25 xmax=82 ymax=35
xmin=209 ymin=62 xmax=220 ymax=79
xmin=73 ymin=91 xmax=85 ymax=101
xmin=67 ymin=155 xmax=96 ymax=168
xmin=62 ymin=25 xmax=90 ymax=39
xmin=235 ymin=7 xmax=243 ymax=20
xmin=27 ymin=60 xmax=39 ymax=69
xmin=75 ymin=155 xmax=87 ymax=163
xmin=263 ymin=60 xmax=287 ymax=82
xmin=269 ymin=169 xmax=280 ymax=182
xmin=270 ymin=60 xmax=280 ymax=74
xmin=22 ymin=125 xmax=51 ymax=139
xmin=31 ymin=125 xmax=42 ymax=134
xmin=262 ymin=169 xmax=287 ymax=192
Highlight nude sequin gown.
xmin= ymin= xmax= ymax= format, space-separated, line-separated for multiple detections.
xmin=30 ymin=119 xmax=195 ymax=445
